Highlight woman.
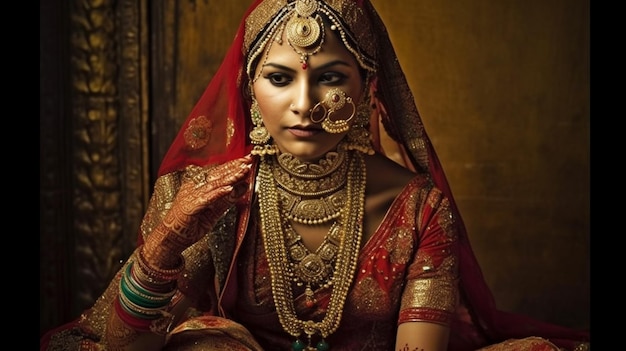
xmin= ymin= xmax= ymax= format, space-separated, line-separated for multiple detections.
xmin=40 ymin=0 xmax=590 ymax=350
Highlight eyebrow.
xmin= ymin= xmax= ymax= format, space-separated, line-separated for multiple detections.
xmin=262 ymin=60 xmax=352 ymax=72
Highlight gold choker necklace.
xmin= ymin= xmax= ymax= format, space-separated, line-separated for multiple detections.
xmin=273 ymin=149 xmax=348 ymax=224
xmin=257 ymin=150 xmax=367 ymax=350
xmin=276 ymin=150 xmax=345 ymax=178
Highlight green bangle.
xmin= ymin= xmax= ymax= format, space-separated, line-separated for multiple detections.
xmin=120 ymin=277 xmax=170 ymax=309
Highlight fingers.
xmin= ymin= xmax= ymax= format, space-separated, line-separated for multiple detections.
xmin=204 ymin=156 xmax=253 ymax=187
xmin=195 ymin=157 xmax=251 ymax=198
xmin=206 ymin=180 xmax=249 ymax=209
xmin=176 ymin=158 xmax=253 ymax=217
xmin=148 ymin=158 xmax=254 ymax=257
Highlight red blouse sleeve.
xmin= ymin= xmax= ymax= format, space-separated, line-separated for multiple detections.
xmin=397 ymin=185 xmax=460 ymax=326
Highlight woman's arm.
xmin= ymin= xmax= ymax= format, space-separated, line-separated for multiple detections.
xmin=396 ymin=321 xmax=451 ymax=351
xmin=105 ymin=294 xmax=193 ymax=351
xmin=394 ymin=184 xmax=460 ymax=351
xmin=104 ymin=157 xmax=252 ymax=350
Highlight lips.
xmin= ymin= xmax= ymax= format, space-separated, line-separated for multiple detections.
xmin=287 ymin=126 xmax=322 ymax=138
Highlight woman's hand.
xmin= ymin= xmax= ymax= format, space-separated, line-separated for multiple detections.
xmin=143 ymin=155 xmax=253 ymax=268
xmin=104 ymin=157 xmax=253 ymax=351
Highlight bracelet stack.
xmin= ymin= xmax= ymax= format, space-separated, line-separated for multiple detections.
xmin=115 ymin=249 xmax=184 ymax=334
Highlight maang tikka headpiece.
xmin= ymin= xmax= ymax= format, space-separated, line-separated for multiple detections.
xmin=285 ymin=0 xmax=325 ymax=70
xmin=244 ymin=0 xmax=378 ymax=81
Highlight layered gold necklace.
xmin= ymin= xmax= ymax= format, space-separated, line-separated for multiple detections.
xmin=274 ymin=150 xmax=348 ymax=225
xmin=257 ymin=146 xmax=366 ymax=351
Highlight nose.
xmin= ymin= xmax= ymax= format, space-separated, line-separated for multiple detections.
xmin=290 ymin=82 xmax=316 ymax=118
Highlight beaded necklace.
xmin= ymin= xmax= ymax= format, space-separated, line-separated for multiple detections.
xmin=257 ymin=149 xmax=366 ymax=351
xmin=273 ymin=150 xmax=348 ymax=225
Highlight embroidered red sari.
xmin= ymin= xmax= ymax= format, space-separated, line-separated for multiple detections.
xmin=40 ymin=165 xmax=589 ymax=351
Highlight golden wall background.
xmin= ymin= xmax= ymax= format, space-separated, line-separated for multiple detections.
xmin=40 ymin=0 xmax=590 ymax=337
xmin=373 ymin=0 xmax=590 ymax=326
xmin=373 ymin=0 xmax=590 ymax=329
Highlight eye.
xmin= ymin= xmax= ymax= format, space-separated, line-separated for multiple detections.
xmin=265 ymin=72 xmax=292 ymax=86
xmin=319 ymin=72 xmax=346 ymax=85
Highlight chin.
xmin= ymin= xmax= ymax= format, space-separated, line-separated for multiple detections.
xmin=276 ymin=144 xmax=337 ymax=162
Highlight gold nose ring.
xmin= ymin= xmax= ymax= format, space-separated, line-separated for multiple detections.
xmin=310 ymin=88 xmax=356 ymax=133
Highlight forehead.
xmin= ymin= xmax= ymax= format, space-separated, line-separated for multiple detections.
xmin=264 ymin=25 xmax=358 ymax=70
xmin=244 ymin=0 xmax=377 ymax=74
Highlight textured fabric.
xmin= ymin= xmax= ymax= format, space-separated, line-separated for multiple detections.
xmin=476 ymin=337 xmax=565 ymax=351
xmin=41 ymin=165 xmax=589 ymax=351
xmin=233 ymin=174 xmax=457 ymax=350
xmin=164 ymin=316 xmax=264 ymax=351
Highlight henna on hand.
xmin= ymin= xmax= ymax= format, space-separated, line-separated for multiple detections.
xmin=143 ymin=155 xmax=253 ymax=268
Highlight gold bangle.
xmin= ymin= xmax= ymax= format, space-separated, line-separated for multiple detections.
xmin=135 ymin=247 xmax=185 ymax=282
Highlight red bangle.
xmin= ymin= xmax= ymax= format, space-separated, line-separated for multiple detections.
xmin=113 ymin=298 xmax=153 ymax=332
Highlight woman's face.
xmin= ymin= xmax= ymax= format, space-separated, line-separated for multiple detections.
xmin=252 ymin=25 xmax=365 ymax=162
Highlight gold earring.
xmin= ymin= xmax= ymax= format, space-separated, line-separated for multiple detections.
xmin=249 ymin=99 xmax=270 ymax=145
xmin=345 ymin=100 xmax=375 ymax=155
xmin=249 ymin=99 xmax=278 ymax=156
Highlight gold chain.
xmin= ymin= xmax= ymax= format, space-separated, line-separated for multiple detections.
xmin=257 ymin=150 xmax=366 ymax=341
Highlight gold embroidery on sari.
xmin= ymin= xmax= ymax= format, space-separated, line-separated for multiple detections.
xmin=400 ymin=255 xmax=458 ymax=312
xmin=350 ymin=276 xmax=390 ymax=317
xmin=436 ymin=197 xmax=457 ymax=241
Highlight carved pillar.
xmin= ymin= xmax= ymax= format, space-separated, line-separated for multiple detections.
xmin=70 ymin=0 xmax=150 ymax=308
xmin=40 ymin=0 xmax=150 ymax=336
